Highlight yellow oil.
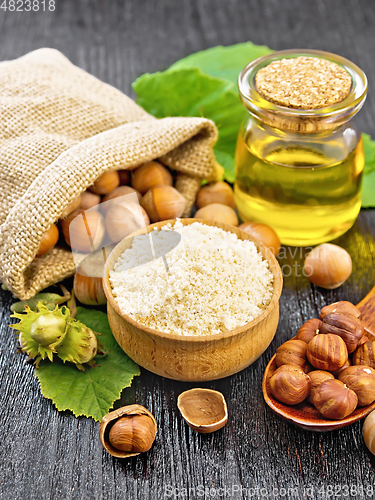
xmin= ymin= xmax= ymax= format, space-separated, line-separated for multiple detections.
xmin=234 ymin=132 xmax=364 ymax=246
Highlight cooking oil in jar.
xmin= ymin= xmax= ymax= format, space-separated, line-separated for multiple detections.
xmin=234 ymin=132 xmax=364 ymax=246
xmin=236 ymin=49 xmax=368 ymax=246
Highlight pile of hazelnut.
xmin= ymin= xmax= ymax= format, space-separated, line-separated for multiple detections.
xmin=269 ymin=301 xmax=375 ymax=420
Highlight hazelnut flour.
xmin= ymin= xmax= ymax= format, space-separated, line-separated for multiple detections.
xmin=110 ymin=220 xmax=274 ymax=335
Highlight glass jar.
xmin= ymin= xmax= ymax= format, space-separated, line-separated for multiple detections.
xmin=235 ymin=49 xmax=368 ymax=246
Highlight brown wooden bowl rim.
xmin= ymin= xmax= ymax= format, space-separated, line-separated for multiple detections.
xmin=262 ymin=341 xmax=375 ymax=431
xmin=103 ymin=218 xmax=283 ymax=342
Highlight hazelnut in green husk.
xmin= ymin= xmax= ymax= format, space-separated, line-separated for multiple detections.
xmin=10 ymin=302 xmax=104 ymax=370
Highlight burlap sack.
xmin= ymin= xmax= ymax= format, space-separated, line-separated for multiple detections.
xmin=0 ymin=48 xmax=219 ymax=300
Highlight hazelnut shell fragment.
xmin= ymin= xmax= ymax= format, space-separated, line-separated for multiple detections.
xmin=99 ymin=405 xmax=157 ymax=458
xmin=177 ymin=388 xmax=228 ymax=433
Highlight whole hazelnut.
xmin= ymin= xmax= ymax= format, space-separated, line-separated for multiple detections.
xmin=269 ymin=364 xmax=311 ymax=405
xmin=60 ymin=209 xmax=105 ymax=252
xmin=307 ymin=333 xmax=348 ymax=371
xmin=131 ymin=161 xmax=173 ymax=195
xmin=304 ymin=244 xmax=352 ymax=289
xmin=320 ymin=312 xmax=364 ymax=354
xmin=353 ymin=341 xmax=375 ymax=370
xmin=196 ymin=182 xmax=235 ymax=210
xmin=195 ymin=203 xmax=239 ymax=227
xmin=307 ymin=370 xmax=335 ymax=404
xmin=363 ymin=410 xmax=375 ymax=455
xmin=89 ymin=170 xmax=120 ymax=195
xmin=238 ymin=222 xmax=280 ymax=257
xmin=36 ymin=224 xmax=59 ymax=258
xmin=296 ymin=318 xmax=322 ymax=344
xmin=312 ymin=379 xmax=358 ymax=419
xmin=141 ymin=185 xmax=186 ymax=222
xmin=101 ymin=186 xmax=142 ymax=213
xmin=275 ymin=339 xmax=308 ymax=371
xmin=339 ymin=365 xmax=375 ymax=406
xmin=320 ymin=301 xmax=361 ymax=320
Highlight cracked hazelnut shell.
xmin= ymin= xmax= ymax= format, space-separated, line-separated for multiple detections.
xmin=100 ymin=405 xmax=157 ymax=458
xmin=177 ymin=388 xmax=228 ymax=433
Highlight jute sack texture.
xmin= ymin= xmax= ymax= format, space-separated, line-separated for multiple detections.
xmin=0 ymin=48 xmax=219 ymax=300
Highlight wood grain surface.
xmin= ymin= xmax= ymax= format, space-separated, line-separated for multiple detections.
xmin=1 ymin=0 xmax=375 ymax=499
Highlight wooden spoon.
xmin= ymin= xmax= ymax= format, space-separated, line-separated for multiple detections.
xmin=262 ymin=286 xmax=375 ymax=431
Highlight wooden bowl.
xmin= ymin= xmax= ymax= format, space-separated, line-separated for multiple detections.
xmin=263 ymin=286 xmax=375 ymax=431
xmin=103 ymin=219 xmax=283 ymax=381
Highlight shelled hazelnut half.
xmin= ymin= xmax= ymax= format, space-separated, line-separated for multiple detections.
xmin=100 ymin=405 xmax=157 ymax=458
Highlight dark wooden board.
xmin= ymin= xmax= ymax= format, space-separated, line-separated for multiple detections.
xmin=1 ymin=0 xmax=375 ymax=498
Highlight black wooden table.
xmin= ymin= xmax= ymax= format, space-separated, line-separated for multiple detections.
xmin=1 ymin=1 xmax=375 ymax=499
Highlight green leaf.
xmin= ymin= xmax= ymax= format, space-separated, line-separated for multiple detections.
xmin=35 ymin=307 xmax=140 ymax=421
xmin=133 ymin=68 xmax=245 ymax=182
xmin=362 ymin=171 xmax=375 ymax=208
xmin=362 ymin=133 xmax=375 ymax=207
xmin=170 ymin=42 xmax=272 ymax=88
xmin=11 ymin=293 xmax=66 ymax=313
xmin=363 ymin=133 xmax=375 ymax=176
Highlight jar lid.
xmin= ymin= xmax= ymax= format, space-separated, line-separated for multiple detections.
xmin=238 ymin=49 xmax=368 ymax=133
